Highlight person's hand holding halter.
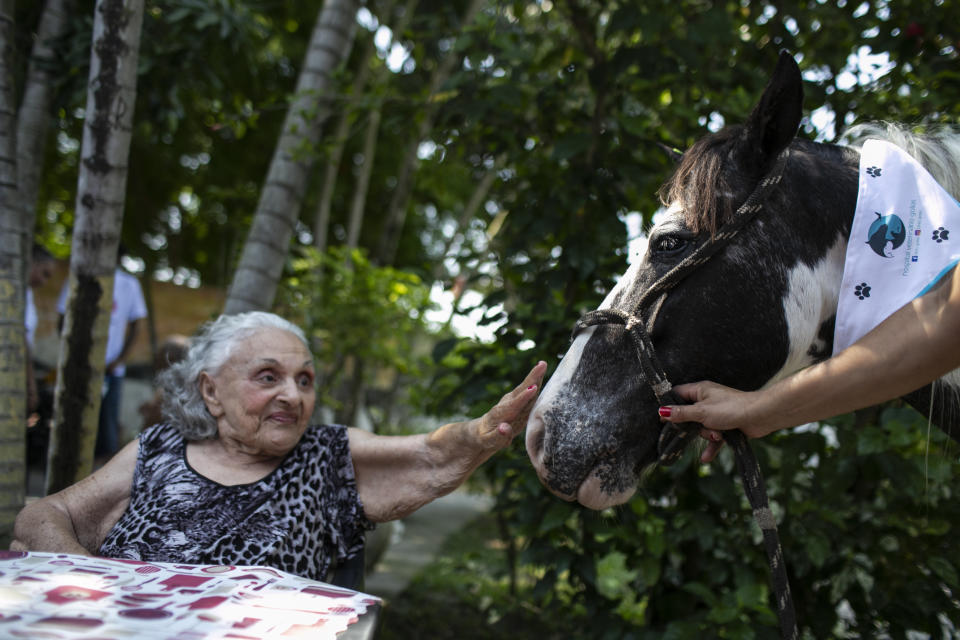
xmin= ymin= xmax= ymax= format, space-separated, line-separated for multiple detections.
xmin=659 ymin=266 xmax=960 ymax=463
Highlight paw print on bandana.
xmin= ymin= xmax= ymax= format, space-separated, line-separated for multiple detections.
xmin=866 ymin=166 xmax=882 ymax=178
xmin=932 ymin=227 xmax=950 ymax=243
xmin=854 ymin=282 xmax=871 ymax=300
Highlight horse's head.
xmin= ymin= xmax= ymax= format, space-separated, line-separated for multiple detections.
xmin=526 ymin=53 xmax=860 ymax=509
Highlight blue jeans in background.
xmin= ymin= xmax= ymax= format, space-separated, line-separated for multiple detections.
xmin=96 ymin=374 xmax=123 ymax=457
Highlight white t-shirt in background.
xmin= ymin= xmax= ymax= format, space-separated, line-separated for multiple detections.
xmin=25 ymin=288 xmax=37 ymax=349
xmin=57 ymin=268 xmax=148 ymax=377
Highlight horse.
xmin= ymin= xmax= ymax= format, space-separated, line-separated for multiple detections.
xmin=525 ymin=52 xmax=960 ymax=512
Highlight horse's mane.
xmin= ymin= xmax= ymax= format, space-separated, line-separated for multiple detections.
xmin=657 ymin=126 xmax=744 ymax=236
xmin=841 ymin=122 xmax=960 ymax=201
xmin=658 ymin=121 xmax=960 ymax=235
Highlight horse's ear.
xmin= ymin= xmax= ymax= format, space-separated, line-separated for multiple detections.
xmin=743 ymin=51 xmax=803 ymax=163
xmin=656 ymin=142 xmax=683 ymax=165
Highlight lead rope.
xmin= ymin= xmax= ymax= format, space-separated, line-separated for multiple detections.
xmin=572 ymin=148 xmax=799 ymax=640
xmin=726 ymin=430 xmax=798 ymax=640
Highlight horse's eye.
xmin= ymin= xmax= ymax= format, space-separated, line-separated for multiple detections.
xmin=651 ymin=234 xmax=687 ymax=254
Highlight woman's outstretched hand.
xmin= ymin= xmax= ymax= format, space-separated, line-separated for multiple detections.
xmin=350 ymin=360 xmax=548 ymax=522
xmin=476 ymin=361 xmax=548 ymax=453
xmin=658 ymin=381 xmax=781 ymax=463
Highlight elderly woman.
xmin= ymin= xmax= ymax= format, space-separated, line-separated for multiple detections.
xmin=13 ymin=312 xmax=546 ymax=585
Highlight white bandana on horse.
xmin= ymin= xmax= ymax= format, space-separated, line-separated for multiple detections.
xmin=834 ymin=139 xmax=960 ymax=354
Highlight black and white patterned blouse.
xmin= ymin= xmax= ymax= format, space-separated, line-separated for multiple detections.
xmin=99 ymin=423 xmax=374 ymax=582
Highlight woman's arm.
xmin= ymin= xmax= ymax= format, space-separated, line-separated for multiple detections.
xmin=661 ymin=267 xmax=960 ymax=459
xmin=349 ymin=361 xmax=547 ymax=522
xmin=12 ymin=438 xmax=138 ymax=553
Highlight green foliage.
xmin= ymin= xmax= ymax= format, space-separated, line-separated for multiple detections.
xmin=277 ymin=246 xmax=434 ymax=427
xmin=776 ymin=408 xmax=960 ymax=638
xmin=29 ymin=0 xmax=960 ymax=282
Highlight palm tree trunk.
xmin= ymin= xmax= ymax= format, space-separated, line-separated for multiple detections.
xmin=0 ymin=0 xmax=27 ymax=541
xmin=47 ymin=0 xmax=144 ymax=494
xmin=224 ymin=0 xmax=359 ymax=314
xmin=311 ymin=26 xmax=378 ymax=253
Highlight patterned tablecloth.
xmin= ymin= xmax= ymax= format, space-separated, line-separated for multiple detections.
xmin=0 ymin=550 xmax=380 ymax=639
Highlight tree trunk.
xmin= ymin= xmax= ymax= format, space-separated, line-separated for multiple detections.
xmin=0 ymin=0 xmax=27 ymax=541
xmin=374 ymin=0 xmax=485 ymax=266
xmin=312 ymin=0 xmax=416 ymax=253
xmin=17 ymin=0 xmax=74 ymax=249
xmin=335 ymin=357 xmax=365 ymax=427
xmin=345 ymin=106 xmax=381 ymax=249
xmin=141 ymin=269 xmax=157 ymax=361
xmin=224 ymin=0 xmax=359 ymax=314
xmin=311 ymin=26 xmax=378 ymax=254
xmin=47 ymin=0 xmax=144 ymax=494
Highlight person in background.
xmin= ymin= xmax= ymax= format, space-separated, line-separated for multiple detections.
xmin=57 ymin=244 xmax=148 ymax=459
xmin=25 ymin=244 xmax=57 ymax=416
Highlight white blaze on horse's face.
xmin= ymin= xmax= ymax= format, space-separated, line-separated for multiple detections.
xmin=525 ymin=324 xmax=639 ymax=509
xmin=525 ymin=347 xmax=642 ymax=509
xmin=525 ymin=220 xmax=663 ymax=510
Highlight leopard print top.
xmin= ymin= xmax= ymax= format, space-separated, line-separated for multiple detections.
xmin=99 ymin=423 xmax=374 ymax=582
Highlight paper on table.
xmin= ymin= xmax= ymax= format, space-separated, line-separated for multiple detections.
xmin=0 ymin=550 xmax=380 ymax=639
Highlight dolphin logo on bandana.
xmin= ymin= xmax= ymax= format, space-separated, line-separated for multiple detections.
xmin=866 ymin=212 xmax=906 ymax=258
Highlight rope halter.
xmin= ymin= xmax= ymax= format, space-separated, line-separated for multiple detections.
xmin=571 ymin=148 xmax=799 ymax=640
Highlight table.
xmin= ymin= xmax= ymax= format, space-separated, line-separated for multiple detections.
xmin=0 ymin=550 xmax=381 ymax=639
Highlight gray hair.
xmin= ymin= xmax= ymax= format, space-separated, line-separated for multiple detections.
xmin=158 ymin=312 xmax=310 ymax=440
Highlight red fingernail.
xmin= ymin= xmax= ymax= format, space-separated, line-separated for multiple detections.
xmin=658 ymin=407 xmax=672 ymax=418
xmin=527 ymin=385 xmax=536 ymax=390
